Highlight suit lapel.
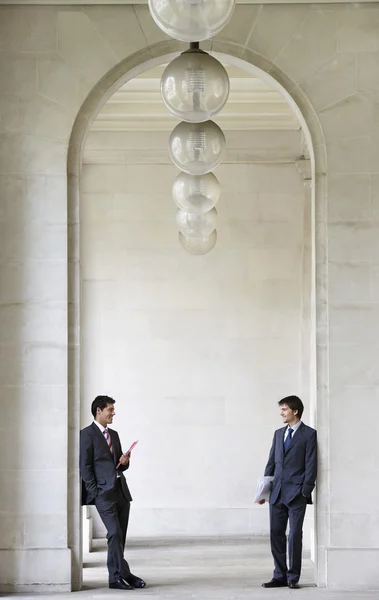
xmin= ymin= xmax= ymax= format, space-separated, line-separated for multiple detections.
xmin=108 ymin=429 xmax=118 ymax=465
xmin=284 ymin=422 xmax=304 ymax=454
xmin=278 ymin=427 xmax=286 ymax=461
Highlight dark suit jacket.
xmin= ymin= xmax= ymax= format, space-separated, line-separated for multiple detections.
xmin=80 ymin=422 xmax=132 ymax=505
xmin=264 ymin=421 xmax=317 ymax=505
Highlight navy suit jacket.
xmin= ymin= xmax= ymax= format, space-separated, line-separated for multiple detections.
xmin=80 ymin=422 xmax=132 ymax=505
xmin=264 ymin=422 xmax=317 ymax=505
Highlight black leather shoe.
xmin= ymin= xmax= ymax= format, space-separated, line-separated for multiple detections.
xmin=262 ymin=578 xmax=287 ymax=588
xmin=288 ymin=581 xmax=300 ymax=589
xmin=127 ymin=574 xmax=146 ymax=589
xmin=109 ymin=578 xmax=133 ymax=590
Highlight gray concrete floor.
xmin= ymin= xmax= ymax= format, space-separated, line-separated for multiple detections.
xmin=80 ymin=536 xmax=377 ymax=599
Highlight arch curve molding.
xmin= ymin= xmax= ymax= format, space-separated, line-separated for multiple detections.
xmin=67 ymin=36 xmax=327 ymax=590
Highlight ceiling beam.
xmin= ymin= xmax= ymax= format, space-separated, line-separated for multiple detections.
xmin=82 ymin=148 xmax=302 ymax=165
xmin=90 ymin=117 xmax=299 ymax=132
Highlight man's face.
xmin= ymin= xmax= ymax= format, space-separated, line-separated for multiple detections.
xmin=280 ymin=403 xmax=298 ymax=424
xmin=97 ymin=403 xmax=115 ymax=426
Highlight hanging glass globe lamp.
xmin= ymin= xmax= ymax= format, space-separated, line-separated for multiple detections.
xmin=172 ymin=171 xmax=220 ymax=214
xmin=161 ymin=49 xmax=230 ymax=123
xmin=148 ymin=0 xmax=235 ymax=42
xmin=169 ymin=120 xmax=225 ymax=175
xmin=179 ymin=230 xmax=218 ymax=255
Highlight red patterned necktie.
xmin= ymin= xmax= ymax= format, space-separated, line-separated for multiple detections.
xmin=103 ymin=428 xmax=113 ymax=454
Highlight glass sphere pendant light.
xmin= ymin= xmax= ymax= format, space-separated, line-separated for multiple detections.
xmin=179 ymin=230 xmax=218 ymax=255
xmin=169 ymin=120 xmax=225 ymax=175
xmin=161 ymin=48 xmax=230 ymax=123
xmin=148 ymin=0 xmax=235 ymax=43
xmin=176 ymin=207 xmax=217 ymax=238
xmin=172 ymin=171 xmax=220 ymax=214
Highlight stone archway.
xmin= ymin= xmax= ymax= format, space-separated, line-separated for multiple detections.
xmin=67 ymin=39 xmax=326 ymax=590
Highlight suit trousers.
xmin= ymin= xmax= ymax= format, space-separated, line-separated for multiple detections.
xmin=269 ymin=493 xmax=307 ymax=583
xmin=95 ymin=480 xmax=131 ymax=583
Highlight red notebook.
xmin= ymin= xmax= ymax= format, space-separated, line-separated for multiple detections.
xmin=116 ymin=441 xmax=138 ymax=468
xmin=126 ymin=440 xmax=138 ymax=454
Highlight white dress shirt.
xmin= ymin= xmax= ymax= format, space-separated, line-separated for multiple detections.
xmin=284 ymin=420 xmax=302 ymax=441
xmin=94 ymin=420 xmax=106 ymax=434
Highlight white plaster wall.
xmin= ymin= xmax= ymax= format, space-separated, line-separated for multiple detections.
xmin=80 ymin=141 xmax=307 ymax=538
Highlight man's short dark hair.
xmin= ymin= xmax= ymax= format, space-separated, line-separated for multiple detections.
xmin=91 ymin=395 xmax=115 ymax=418
xmin=278 ymin=395 xmax=304 ymax=419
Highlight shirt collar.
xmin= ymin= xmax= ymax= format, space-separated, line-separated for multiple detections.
xmin=94 ymin=420 xmax=106 ymax=433
xmin=288 ymin=420 xmax=302 ymax=433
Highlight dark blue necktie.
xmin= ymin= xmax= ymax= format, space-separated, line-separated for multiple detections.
xmin=284 ymin=427 xmax=293 ymax=452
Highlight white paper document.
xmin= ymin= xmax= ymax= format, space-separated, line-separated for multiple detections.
xmin=254 ymin=476 xmax=274 ymax=503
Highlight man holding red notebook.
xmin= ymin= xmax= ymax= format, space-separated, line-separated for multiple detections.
xmin=80 ymin=395 xmax=145 ymax=590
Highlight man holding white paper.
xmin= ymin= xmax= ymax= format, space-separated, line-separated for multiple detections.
xmin=80 ymin=395 xmax=145 ymax=590
xmin=260 ymin=396 xmax=317 ymax=590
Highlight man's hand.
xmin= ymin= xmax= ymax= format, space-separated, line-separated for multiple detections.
xmin=258 ymin=499 xmax=266 ymax=505
xmin=116 ymin=452 xmax=130 ymax=469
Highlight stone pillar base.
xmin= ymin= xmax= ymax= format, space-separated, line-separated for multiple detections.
xmin=0 ymin=548 xmax=71 ymax=593
xmin=326 ymin=548 xmax=379 ymax=590
xmin=82 ymin=506 xmax=93 ymax=554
